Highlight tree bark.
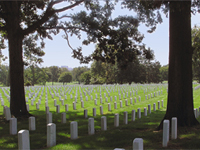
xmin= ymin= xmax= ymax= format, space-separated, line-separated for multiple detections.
xmin=157 ymin=1 xmax=199 ymax=129
xmin=6 ymin=2 xmax=30 ymax=118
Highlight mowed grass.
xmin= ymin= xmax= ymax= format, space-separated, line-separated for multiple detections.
xmin=0 ymin=83 xmax=200 ymax=149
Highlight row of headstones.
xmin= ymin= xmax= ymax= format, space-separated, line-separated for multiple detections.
xmin=16 ymin=115 xmax=176 ymax=149
xmin=16 ymin=115 xmax=144 ymax=149
xmin=31 ymin=98 xmax=164 ymax=117
xmin=28 ymin=87 xmax=164 ymax=110
xmin=18 ymin=127 xmax=144 ymax=150
xmin=0 ymin=84 xmax=164 ymax=107
xmin=3 ymin=99 xmax=164 ymax=122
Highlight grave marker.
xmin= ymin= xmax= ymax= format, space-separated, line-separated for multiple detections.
xmin=29 ymin=117 xmax=36 ymax=131
xmin=101 ymin=116 xmax=107 ymax=131
xmin=124 ymin=111 xmax=128 ymax=124
xmin=18 ymin=130 xmax=30 ymax=150
xmin=93 ymin=108 xmax=96 ymax=117
xmin=47 ymin=123 xmax=56 ymax=147
xmin=162 ymin=120 xmax=169 ymax=147
xmin=171 ymin=117 xmax=177 ymax=139
xmin=137 ymin=108 xmax=141 ymax=119
xmin=131 ymin=110 xmax=135 ymax=121
xmin=61 ymin=112 xmax=66 ymax=123
xmin=114 ymin=113 xmax=119 ymax=127
xmin=10 ymin=118 xmax=17 ymax=135
xmin=70 ymin=121 xmax=78 ymax=140
xmin=133 ymin=138 xmax=143 ymax=150
xmin=88 ymin=118 xmax=95 ymax=135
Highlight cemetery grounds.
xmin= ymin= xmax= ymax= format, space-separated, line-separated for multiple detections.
xmin=1 ymin=83 xmax=200 ymax=149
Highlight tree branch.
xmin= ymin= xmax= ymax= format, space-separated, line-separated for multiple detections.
xmin=54 ymin=0 xmax=84 ymax=13
xmin=22 ymin=0 xmax=84 ymax=36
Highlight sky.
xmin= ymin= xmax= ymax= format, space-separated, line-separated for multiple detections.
xmin=1 ymin=2 xmax=200 ymax=69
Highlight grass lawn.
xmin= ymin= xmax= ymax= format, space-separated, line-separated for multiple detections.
xmin=1 ymin=83 xmax=200 ymax=149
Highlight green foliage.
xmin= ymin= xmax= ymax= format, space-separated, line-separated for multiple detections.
xmin=24 ymin=66 xmax=49 ymax=85
xmin=0 ymin=64 xmax=9 ymax=86
xmin=90 ymin=58 xmax=162 ymax=85
xmin=71 ymin=66 xmax=89 ymax=84
xmin=58 ymin=72 xmax=72 ymax=84
xmin=49 ymin=66 xmax=61 ymax=83
xmin=160 ymin=65 xmax=168 ymax=82
xmin=80 ymin=71 xmax=91 ymax=84
xmin=192 ymin=26 xmax=200 ymax=83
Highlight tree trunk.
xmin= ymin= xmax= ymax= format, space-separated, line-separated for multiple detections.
xmin=7 ymin=3 xmax=30 ymax=118
xmin=157 ymin=1 xmax=199 ymax=129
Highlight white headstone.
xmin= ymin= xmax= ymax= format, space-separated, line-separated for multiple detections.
xmin=153 ymin=103 xmax=156 ymax=111
xmin=148 ymin=104 xmax=151 ymax=114
xmin=100 ymin=106 xmax=103 ymax=115
xmin=61 ymin=112 xmax=66 ymax=123
xmin=84 ymin=109 xmax=88 ymax=118
xmin=133 ymin=138 xmax=143 ymax=150
xmin=56 ymin=105 xmax=60 ymax=113
xmin=144 ymin=107 xmax=147 ymax=116
xmin=161 ymin=100 xmax=164 ymax=107
xmin=94 ymin=99 xmax=97 ymax=105
xmin=10 ymin=118 xmax=17 ymax=135
xmin=120 ymin=100 xmax=122 ymax=108
xmin=125 ymin=99 xmax=128 ymax=106
xmin=131 ymin=110 xmax=135 ymax=121
xmin=130 ymin=98 xmax=133 ymax=104
xmin=18 ymin=130 xmax=30 ymax=150
xmin=114 ymin=113 xmax=119 ymax=127
xmin=47 ymin=123 xmax=56 ymax=148
xmin=137 ymin=108 xmax=141 ymax=119
xmin=29 ymin=117 xmax=36 ymax=131
xmin=171 ymin=117 xmax=177 ymax=139
xmin=65 ymin=104 xmax=68 ymax=112
xmin=81 ymin=101 xmax=84 ymax=108
xmin=46 ymin=112 xmax=52 ymax=124
xmin=114 ymin=102 xmax=117 ymax=109
xmin=124 ymin=111 xmax=128 ymax=124
xmin=46 ymin=106 xmax=49 ymax=114
xmin=73 ymin=102 xmax=76 ymax=110
xmin=54 ymin=99 xmax=57 ymax=107
xmin=101 ymin=116 xmax=107 ymax=131
xmin=5 ymin=107 xmax=11 ymax=121
xmin=108 ymin=103 xmax=111 ymax=111
xmin=162 ymin=120 xmax=169 ymax=147
xmin=61 ymin=100 xmax=64 ymax=106
xmin=88 ymin=118 xmax=95 ymax=135
xmin=70 ymin=121 xmax=78 ymax=140
xmin=158 ymin=101 xmax=160 ymax=109
xmin=93 ymin=108 xmax=96 ymax=117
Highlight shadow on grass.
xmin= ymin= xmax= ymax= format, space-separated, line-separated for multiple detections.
xmin=1 ymin=109 xmax=200 ymax=149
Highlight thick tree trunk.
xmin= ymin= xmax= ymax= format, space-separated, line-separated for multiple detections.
xmin=157 ymin=1 xmax=199 ymax=130
xmin=7 ymin=2 xmax=31 ymax=118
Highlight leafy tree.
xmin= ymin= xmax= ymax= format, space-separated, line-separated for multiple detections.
xmin=58 ymin=72 xmax=72 ymax=85
xmin=160 ymin=65 xmax=168 ymax=82
xmin=23 ymin=34 xmax=45 ymax=85
xmin=80 ymin=71 xmax=91 ymax=84
xmin=192 ymin=26 xmax=200 ymax=83
xmin=48 ymin=66 xmax=61 ymax=85
xmin=60 ymin=67 xmax=69 ymax=74
xmin=121 ymin=0 xmax=200 ymax=128
xmin=0 ymin=64 xmax=9 ymax=86
xmin=0 ymin=0 xmax=155 ymax=117
xmin=24 ymin=66 xmax=49 ymax=85
xmin=72 ymin=66 xmax=89 ymax=84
